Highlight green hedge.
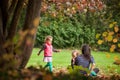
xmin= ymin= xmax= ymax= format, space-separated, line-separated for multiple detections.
xmin=35 ymin=18 xmax=96 ymax=48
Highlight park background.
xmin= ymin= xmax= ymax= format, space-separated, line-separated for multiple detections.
xmin=0 ymin=0 xmax=120 ymax=80
xmin=28 ymin=0 xmax=120 ymax=75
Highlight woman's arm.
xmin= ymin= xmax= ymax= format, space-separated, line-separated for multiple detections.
xmin=90 ymin=63 xmax=95 ymax=71
xmin=90 ymin=56 xmax=95 ymax=71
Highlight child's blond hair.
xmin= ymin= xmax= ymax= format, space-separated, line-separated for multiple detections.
xmin=72 ymin=50 xmax=80 ymax=58
xmin=44 ymin=35 xmax=53 ymax=42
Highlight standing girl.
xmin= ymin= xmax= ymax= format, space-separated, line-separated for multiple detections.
xmin=37 ymin=36 xmax=61 ymax=72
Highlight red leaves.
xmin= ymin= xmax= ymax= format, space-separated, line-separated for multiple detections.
xmin=40 ymin=0 xmax=105 ymax=17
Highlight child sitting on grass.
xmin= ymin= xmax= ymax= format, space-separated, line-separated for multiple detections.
xmin=71 ymin=50 xmax=80 ymax=69
xmin=71 ymin=44 xmax=99 ymax=76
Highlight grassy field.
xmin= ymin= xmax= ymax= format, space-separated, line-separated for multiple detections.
xmin=27 ymin=48 xmax=120 ymax=75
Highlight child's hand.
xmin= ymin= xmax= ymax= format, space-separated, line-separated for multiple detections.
xmin=58 ymin=49 xmax=61 ymax=52
xmin=37 ymin=53 xmax=40 ymax=56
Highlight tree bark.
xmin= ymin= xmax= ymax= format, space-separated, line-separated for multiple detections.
xmin=8 ymin=0 xmax=25 ymax=39
xmin=18 ymin=0 xmax=42 ymax=68
xmin=0 ymin=0 xmax=42 ymax=68
xmin=0 ymin=8 xmax=3 ymax=35
xmin=8 ymin=0 xmax=18 ymax=15
xmin=6 ymin=0 xmax=25 ymax=54
xmin=0 ymin=8 xmax=6 ymax=55
xmin=0 ymin=0 xmax=9 ymax=36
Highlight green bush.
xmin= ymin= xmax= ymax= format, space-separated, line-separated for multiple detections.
xmin=35 ymin=17 xmax=96 ymax=48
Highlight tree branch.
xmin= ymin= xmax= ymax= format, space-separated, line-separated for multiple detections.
xmin=0 ymin=1 xmax=9 ymax=55
xmin=7 ymin=0 xmax=25 ymax=40
xmin=0 ymin=0 xmax=9 ymax=36
xmin=0 ymin=8 xmax=3 ymax=35
xmin=5 ymin=0 xmax=26 ymax=55
xmin=19 ymin=0 xmax=42 ymax=68
xmin=8 ymin=0 xmax=18 ymax=15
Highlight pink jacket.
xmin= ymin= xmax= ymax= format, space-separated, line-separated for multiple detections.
xmin=44 ymin=43 xmax=53 ymax=57
xmin=38 ymin=43 xmax=58 ymax=56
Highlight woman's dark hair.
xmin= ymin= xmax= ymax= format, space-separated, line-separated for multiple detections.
xmin=81 ymin=44 xmax=91 ymax=60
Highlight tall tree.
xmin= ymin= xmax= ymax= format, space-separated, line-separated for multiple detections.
xmin=0 ymin=0 xmax=42 ymax=68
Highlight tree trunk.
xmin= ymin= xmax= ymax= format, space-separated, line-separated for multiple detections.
xmin=0 ymin=0 xmax=42 ymax=69
xmin=6 ymin=0 xmax=25 ymax=54
xmin=8 ymin=0 xmax=25 ymax=40
xmin=0 ymin=8 xmax=6 ymax=55
xmin=18 ymin=0 xmax=42 ymax=68
xmin=0 ymin=0 xmax=9 ymax=37
xmin=0 ymin=0 xmax=21 ymax=56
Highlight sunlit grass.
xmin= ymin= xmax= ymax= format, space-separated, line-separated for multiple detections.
xmin=27 ymin=48 xmax=120 ymax=75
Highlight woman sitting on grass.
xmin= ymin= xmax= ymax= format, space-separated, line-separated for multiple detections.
xmin=71 ymin=44 xmax=99 ymax=76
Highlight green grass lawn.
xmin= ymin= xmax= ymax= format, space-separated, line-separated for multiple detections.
xmin=27 ymin=48 xmax=120 ymax=75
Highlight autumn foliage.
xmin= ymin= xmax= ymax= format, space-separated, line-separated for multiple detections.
xmin=0 ymin=65 xmax=120 ymax=80
xmin=96 ymin=22 xmax=120 ymax=52
xmin=40 ymin=0 xmax=105 ymax=17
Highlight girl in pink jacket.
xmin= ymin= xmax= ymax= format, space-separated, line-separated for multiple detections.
xmin=37 ymin=36 xmax=60 ymax=72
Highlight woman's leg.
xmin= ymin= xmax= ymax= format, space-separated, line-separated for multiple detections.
xmin=90 ymin=68 xmax=99 ymax=76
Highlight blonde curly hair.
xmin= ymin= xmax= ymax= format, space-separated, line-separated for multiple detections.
xmin=72 ymin=50 xmax=80 ymax=58
xmin=44 ymin=35 xmax=53 ymax=42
